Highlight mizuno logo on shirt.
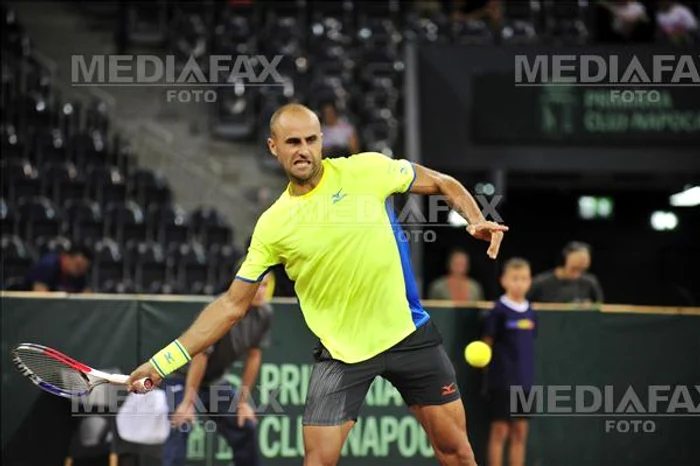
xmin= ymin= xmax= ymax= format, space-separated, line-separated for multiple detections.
xmin=332 ymin=189 xmax=346 ymax=204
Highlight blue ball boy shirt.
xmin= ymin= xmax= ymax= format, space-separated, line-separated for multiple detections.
xmin=483 ymin=296 xmax=537 ymax=392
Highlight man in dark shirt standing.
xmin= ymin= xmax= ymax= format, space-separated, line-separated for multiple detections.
xmin=528 ymin=241 xmax=604 ymax=304
xmin=24 ymin=245 xmax=92 ymax=292
xmin=164 ymin=273 xmax=273 ymax=466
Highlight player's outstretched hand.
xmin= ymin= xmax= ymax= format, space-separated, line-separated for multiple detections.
xmin=466 ymin=221 xmax=509 ymax=259
xmin=126 ymin=361 xmax=162 ymax=393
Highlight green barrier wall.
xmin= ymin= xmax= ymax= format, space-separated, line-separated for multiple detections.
xmin=2 ymin=296 xmax=699 ymax=465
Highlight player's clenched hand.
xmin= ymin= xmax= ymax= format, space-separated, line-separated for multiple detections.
xmin=126 ymin=361 xmax=162 ymax=393
xmin=466 ymin=221 xmax=509 ymax=259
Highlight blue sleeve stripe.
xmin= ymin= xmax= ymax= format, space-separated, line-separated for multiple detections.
xmin=235 ymin=265 xmax=277 ymax=284
xmin=405 ymin=162 xmax=417 ymax=193
xmin=235 ymin=275 xmax=260 ymax=283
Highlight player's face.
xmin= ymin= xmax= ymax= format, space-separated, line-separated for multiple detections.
xmin=268 ymin=111 xmax=323 ymax=183
xmin=501 ymin=266 xmax=532 ymax=298
xmin=563 ymin=250 xmax=590 ymax=280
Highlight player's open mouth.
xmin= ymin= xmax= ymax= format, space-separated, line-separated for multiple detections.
xmin=294 ymin=159 xmax=310 ymax=167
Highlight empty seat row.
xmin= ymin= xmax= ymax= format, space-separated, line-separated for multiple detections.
xmin=2 ymin=6 xmax=242 ymax=295
xmin=2 ymin=197 xmax=234 ymax=249
xmin=1 ymin=159 xmax=170 ymax=206
xmin=1 ymin=234 xmax=243 ymax=295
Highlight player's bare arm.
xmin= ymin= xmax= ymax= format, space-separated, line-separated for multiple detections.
xmin=410 ymin=163 xmax=508 ymax=259
xmin=126 ymin=279 xmax=260 ymax=389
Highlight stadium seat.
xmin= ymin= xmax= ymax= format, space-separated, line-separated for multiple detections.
xmin=1 ymin=124 xmax=28 ymax=162
xmin=211 ymin=87 xmax=259 ymax=140
xmin=34 ymin=235 xmax=71 ymax=257
xmin=545 ymin=1 xmax=589 ymax=44
xmin=209 ymin=243 xmax=243 ymax=291
xmin=126 ymin=241 xmax=169 ymax=293
xmin=129 ymin=168 xmax=172 ymax=208
xmin=168 ymin=8 xmax=208 ymax=69
xmin=1 ymin=234 xmax=33 ymax=290
xmin=1 ymin=197 xmax=16 ymax=235
xmin=403 ymin=15 xmax=451 ymax=45
xmin=16 ymin=196 xmax=61 ymax=242
xmin=1 ymin=6 xmax=30 ymax=59
xmin=92 ymin=238 xmax=125 ymax=292
xmin=190 ymin=207 xmax=234 ymax=248
xmin=361 ymin=117 xmax=399 ymax=155
xmin=35 ymin=127 xmax=69 ymax=167
xmin=63 ymin=199 xmax=103 ymax=247
xmin=501 ymin=20 xmax=539 ymax=45
xmin=23 ymin=91 xmax=53 ymax=130
xmin=173 ymin=241 xmax=212 ymax=295
xmin=452 ymin=19 xmax=496 ymax=45
xmin=2 ymin=158 xmax=41 ymax=203
xmin=86 ymin=165 xmax=127 ymax=207
xmin=214 ymin=13 xmax=256 ymax=55
xmin=42 ymin=161 xmax=87 ymax=207
xmin=73 ymin=130 xmax=111 ymax=169
xmin=85 ymin=99 xmax=110 ymax=136
xmin=104 ymin=200 xmax=148 ymax=246
xmin=148 ymin=204 xmax=190 ymax=248
xmin=110 ymin=135 xmax=136 ymax=175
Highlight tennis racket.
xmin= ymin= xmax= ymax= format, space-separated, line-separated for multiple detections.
xmin=11 ymin=342 xmax=152 ymax=398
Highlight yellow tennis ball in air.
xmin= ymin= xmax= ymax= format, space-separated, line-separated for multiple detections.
xmin=464 ymin=341 xmax=491 ymax=368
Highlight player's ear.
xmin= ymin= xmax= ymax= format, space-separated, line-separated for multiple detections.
xmin=267 ymin=138 xmax=278 ymax=158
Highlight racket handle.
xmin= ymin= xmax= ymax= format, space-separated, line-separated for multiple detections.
xmin=132 ymin=377 xmax=154 ymax=393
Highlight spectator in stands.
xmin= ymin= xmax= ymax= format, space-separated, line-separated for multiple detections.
xmin=166 ymin=272 xmax=273 ymax=466
xmin=601 ymin=0 xmax=649 ymax=41
xmin=24 ymin=244 xmax=92 ymax=293
xmin=428 ymin=249 xmax=484 ymax=302
xmin=320 ymin=101 xmax=359 ymax=158
xmin=528 ymin=242 xmax=604 ymax=304
xmin=656 ymin=1 xmax=699 ymax=44
xmin=483 ymin=258 xmax=536 ymax=466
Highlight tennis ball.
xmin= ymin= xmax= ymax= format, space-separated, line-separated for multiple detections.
xmin=464 ymin=341 xmax=491 ymax=368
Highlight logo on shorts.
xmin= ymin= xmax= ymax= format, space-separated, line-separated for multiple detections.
xmin=442 ymin=383 xmax=458 ymax=397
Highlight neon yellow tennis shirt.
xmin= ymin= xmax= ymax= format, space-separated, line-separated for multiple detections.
xmin=235 ymin=152 xmax=429 ymax=363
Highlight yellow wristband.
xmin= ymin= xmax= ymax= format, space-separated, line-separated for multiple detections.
xmin=150 ymin=340 xmax=191 ymax=378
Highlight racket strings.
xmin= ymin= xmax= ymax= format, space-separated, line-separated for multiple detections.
xmin=14 ymin=349 xmax=90 ymax=393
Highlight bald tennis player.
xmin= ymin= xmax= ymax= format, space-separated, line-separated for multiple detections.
xmin=128 ymin=104 xmax=507 ymax=466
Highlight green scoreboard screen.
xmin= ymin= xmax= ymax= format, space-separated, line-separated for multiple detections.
xmin=471 ymin=73 xmax=700 ymax=145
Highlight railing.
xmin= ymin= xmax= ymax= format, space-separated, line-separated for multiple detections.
xmin=3 ymin=292 xmax=699 ymax=315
